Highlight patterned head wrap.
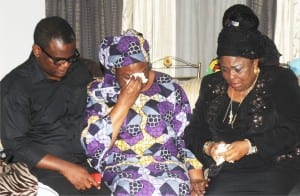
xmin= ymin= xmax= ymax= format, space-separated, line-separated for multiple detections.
xmin=99 ymin=29 xmax=150 ymax=74
xmin=217 ymin=27 xmax=264 ymax=59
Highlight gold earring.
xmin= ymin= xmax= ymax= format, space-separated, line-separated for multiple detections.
xmin=254 ymin=67 xmax=259 ymax=75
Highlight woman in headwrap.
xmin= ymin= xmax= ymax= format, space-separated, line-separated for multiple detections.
xmin=81 ymin=29 xmax=207 ymax=195
xmin=184 ymin=26 xmax=300 ymax=195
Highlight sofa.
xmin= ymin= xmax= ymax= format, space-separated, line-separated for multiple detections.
xmin=176 ymin=78 xmax=201 ymax=109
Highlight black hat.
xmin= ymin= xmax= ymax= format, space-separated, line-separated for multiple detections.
xmin=217 ymin=27 xmax=264 ymax=59
xmin=222 ymin=4 xmax=259 ymax=30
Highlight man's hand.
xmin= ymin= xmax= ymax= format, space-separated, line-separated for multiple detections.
xmin=36 ymin=154 xmax=100 ymax=190
xmin=189 ymin=169 xmax=208 ymax=196
xmin=60 ymin=162 xmax=101 ymax=190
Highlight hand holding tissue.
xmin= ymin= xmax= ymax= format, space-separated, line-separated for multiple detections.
xmin=127 ymin=72 xmax=148 ymax=84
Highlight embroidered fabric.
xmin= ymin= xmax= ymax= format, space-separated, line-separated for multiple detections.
xmin=276 ymin=147 xmax=300 ymax=162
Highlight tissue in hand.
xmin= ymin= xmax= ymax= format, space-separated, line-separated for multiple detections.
xmin=131 ymin=72 xmax=148 ymax=84
xmin=215 ymin=143 xmax=229 ymax=166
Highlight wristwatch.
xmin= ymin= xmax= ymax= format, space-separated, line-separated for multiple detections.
xmin=247 ymin=145 xmax=258 ymax=155
xmin=245 ymin=139 xmax=258 ymax=155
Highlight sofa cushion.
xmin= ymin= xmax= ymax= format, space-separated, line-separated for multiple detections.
xmin=176 ymin=78 xmax=201 ymax=109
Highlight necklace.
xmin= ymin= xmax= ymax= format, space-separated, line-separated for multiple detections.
xmin=228 ymin=90 xmax=235 ymax=125
xmin=223 ymin=91 xmax=241 ymax=128
xmin=223 ymin=69 xmax=260 ymax=128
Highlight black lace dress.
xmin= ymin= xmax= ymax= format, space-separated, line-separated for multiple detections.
xmin=184 ymin=65 xmax=300 ymax=195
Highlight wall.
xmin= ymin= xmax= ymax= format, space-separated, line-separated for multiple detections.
xmin=0 ymin=0 xmax=45 ymax=80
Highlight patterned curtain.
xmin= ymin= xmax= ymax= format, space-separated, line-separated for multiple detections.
xmin=246 ymin=0 xmax=276 ymax=39
xmin=45 ymin=0 xmax=123 ymax=62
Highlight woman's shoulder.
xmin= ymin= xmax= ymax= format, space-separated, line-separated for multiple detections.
xmin=87 ymin=74 xmax=119 ymax=96
xmin=153 ymin=71 xmax=180 ymax=88
xmin=261 ymin=65 xmax=295 ymax=75
xmin=87 ymin=77 xmax=105 ymax=92
xmin=203 ymin=71 xmax=223 ymax=81
xmin=196 ymin=72 xmax=227 ymax=100
xmin=154 ymin=71 xmax=173 ymax=83
xmin=260 ymin=66 xmax=298 ymax=85
xmin=201 ymin=71 xmax=226 ymax=88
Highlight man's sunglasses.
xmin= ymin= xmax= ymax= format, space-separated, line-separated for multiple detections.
xmin=39 ymin=45 xmax=80 ymax=66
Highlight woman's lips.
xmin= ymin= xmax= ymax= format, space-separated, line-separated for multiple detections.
xmin=231 ymin=82 xmax=241 ymax=89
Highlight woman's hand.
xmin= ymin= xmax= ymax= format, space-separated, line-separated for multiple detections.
xmin=189 ymin=169 xmax=208 ymax=196
xmin=206 ymin=141 xmax=227 ymax=163
xmin=109 ymin=76 xmax=143 ymax=146
xmin=219 ymin=140 xmax=249 ymax=163
xmin=118 ymin=76 xmax=143 ymax=108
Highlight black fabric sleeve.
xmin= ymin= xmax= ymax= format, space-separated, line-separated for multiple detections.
xmin=1 ymin=84 xmax=47 ymax=167
xmin=251 ymin=68 xmax=300 ymax=158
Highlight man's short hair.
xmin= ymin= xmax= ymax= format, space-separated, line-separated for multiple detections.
xmin=33 ymin=16 xmax=76 ymax=49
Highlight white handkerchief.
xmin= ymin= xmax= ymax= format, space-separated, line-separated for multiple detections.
xmin=215 ymin=143 xmax=229 ymax=166
xmin=132 ymin=72 xmax=148 ymax=84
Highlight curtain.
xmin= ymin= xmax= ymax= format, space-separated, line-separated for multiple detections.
xmin=122 ymin=0 xmax=176 ymax=63
xmin=44 ymin=0 xmax=282 ymax=74
xmin=123 ymin=0 xmax=247 ymax=77
xmin=275 ymin=0 xmax=300 ymax=64
xmin=45 ymin=0 xmax=123 ymax=62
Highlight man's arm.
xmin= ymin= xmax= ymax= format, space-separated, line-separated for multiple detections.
xmin=36 ymin=154 xmax=100 ymax=190
xmin=1 ymin=80 xmax=99 ymax=191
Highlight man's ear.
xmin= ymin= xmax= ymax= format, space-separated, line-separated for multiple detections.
xmin=32 ymin=44 xmax=41 ymax=58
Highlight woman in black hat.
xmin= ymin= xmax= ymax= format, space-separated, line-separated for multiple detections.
xmin=184 ymin=26 xmax=300 ymax=195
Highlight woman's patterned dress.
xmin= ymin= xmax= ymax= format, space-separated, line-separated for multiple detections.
xmin=81 ymin=72 xmax=202 ymax=196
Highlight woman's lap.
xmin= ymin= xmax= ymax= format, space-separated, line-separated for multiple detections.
xmin=104 ymin=163 xmax=190 ymax=195
xmin=206 ymin=166 xmax=296 ymax=195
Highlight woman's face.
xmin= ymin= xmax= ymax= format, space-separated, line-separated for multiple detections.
xmin=219 ymin=56 xmax=259 ymax=92
xmin=116 ymin=62 xmax=150 ymax=88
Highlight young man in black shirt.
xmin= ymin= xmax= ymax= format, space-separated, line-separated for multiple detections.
xmin=1 ymin=16 xmax=110 ymax=195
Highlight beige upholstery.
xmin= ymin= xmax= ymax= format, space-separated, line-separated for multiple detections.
xmin=176 ymin=78 xmax=201 ymax=109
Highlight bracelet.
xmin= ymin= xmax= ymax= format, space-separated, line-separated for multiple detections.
xmin=244 ymin=139 xmax=257 ymax=155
